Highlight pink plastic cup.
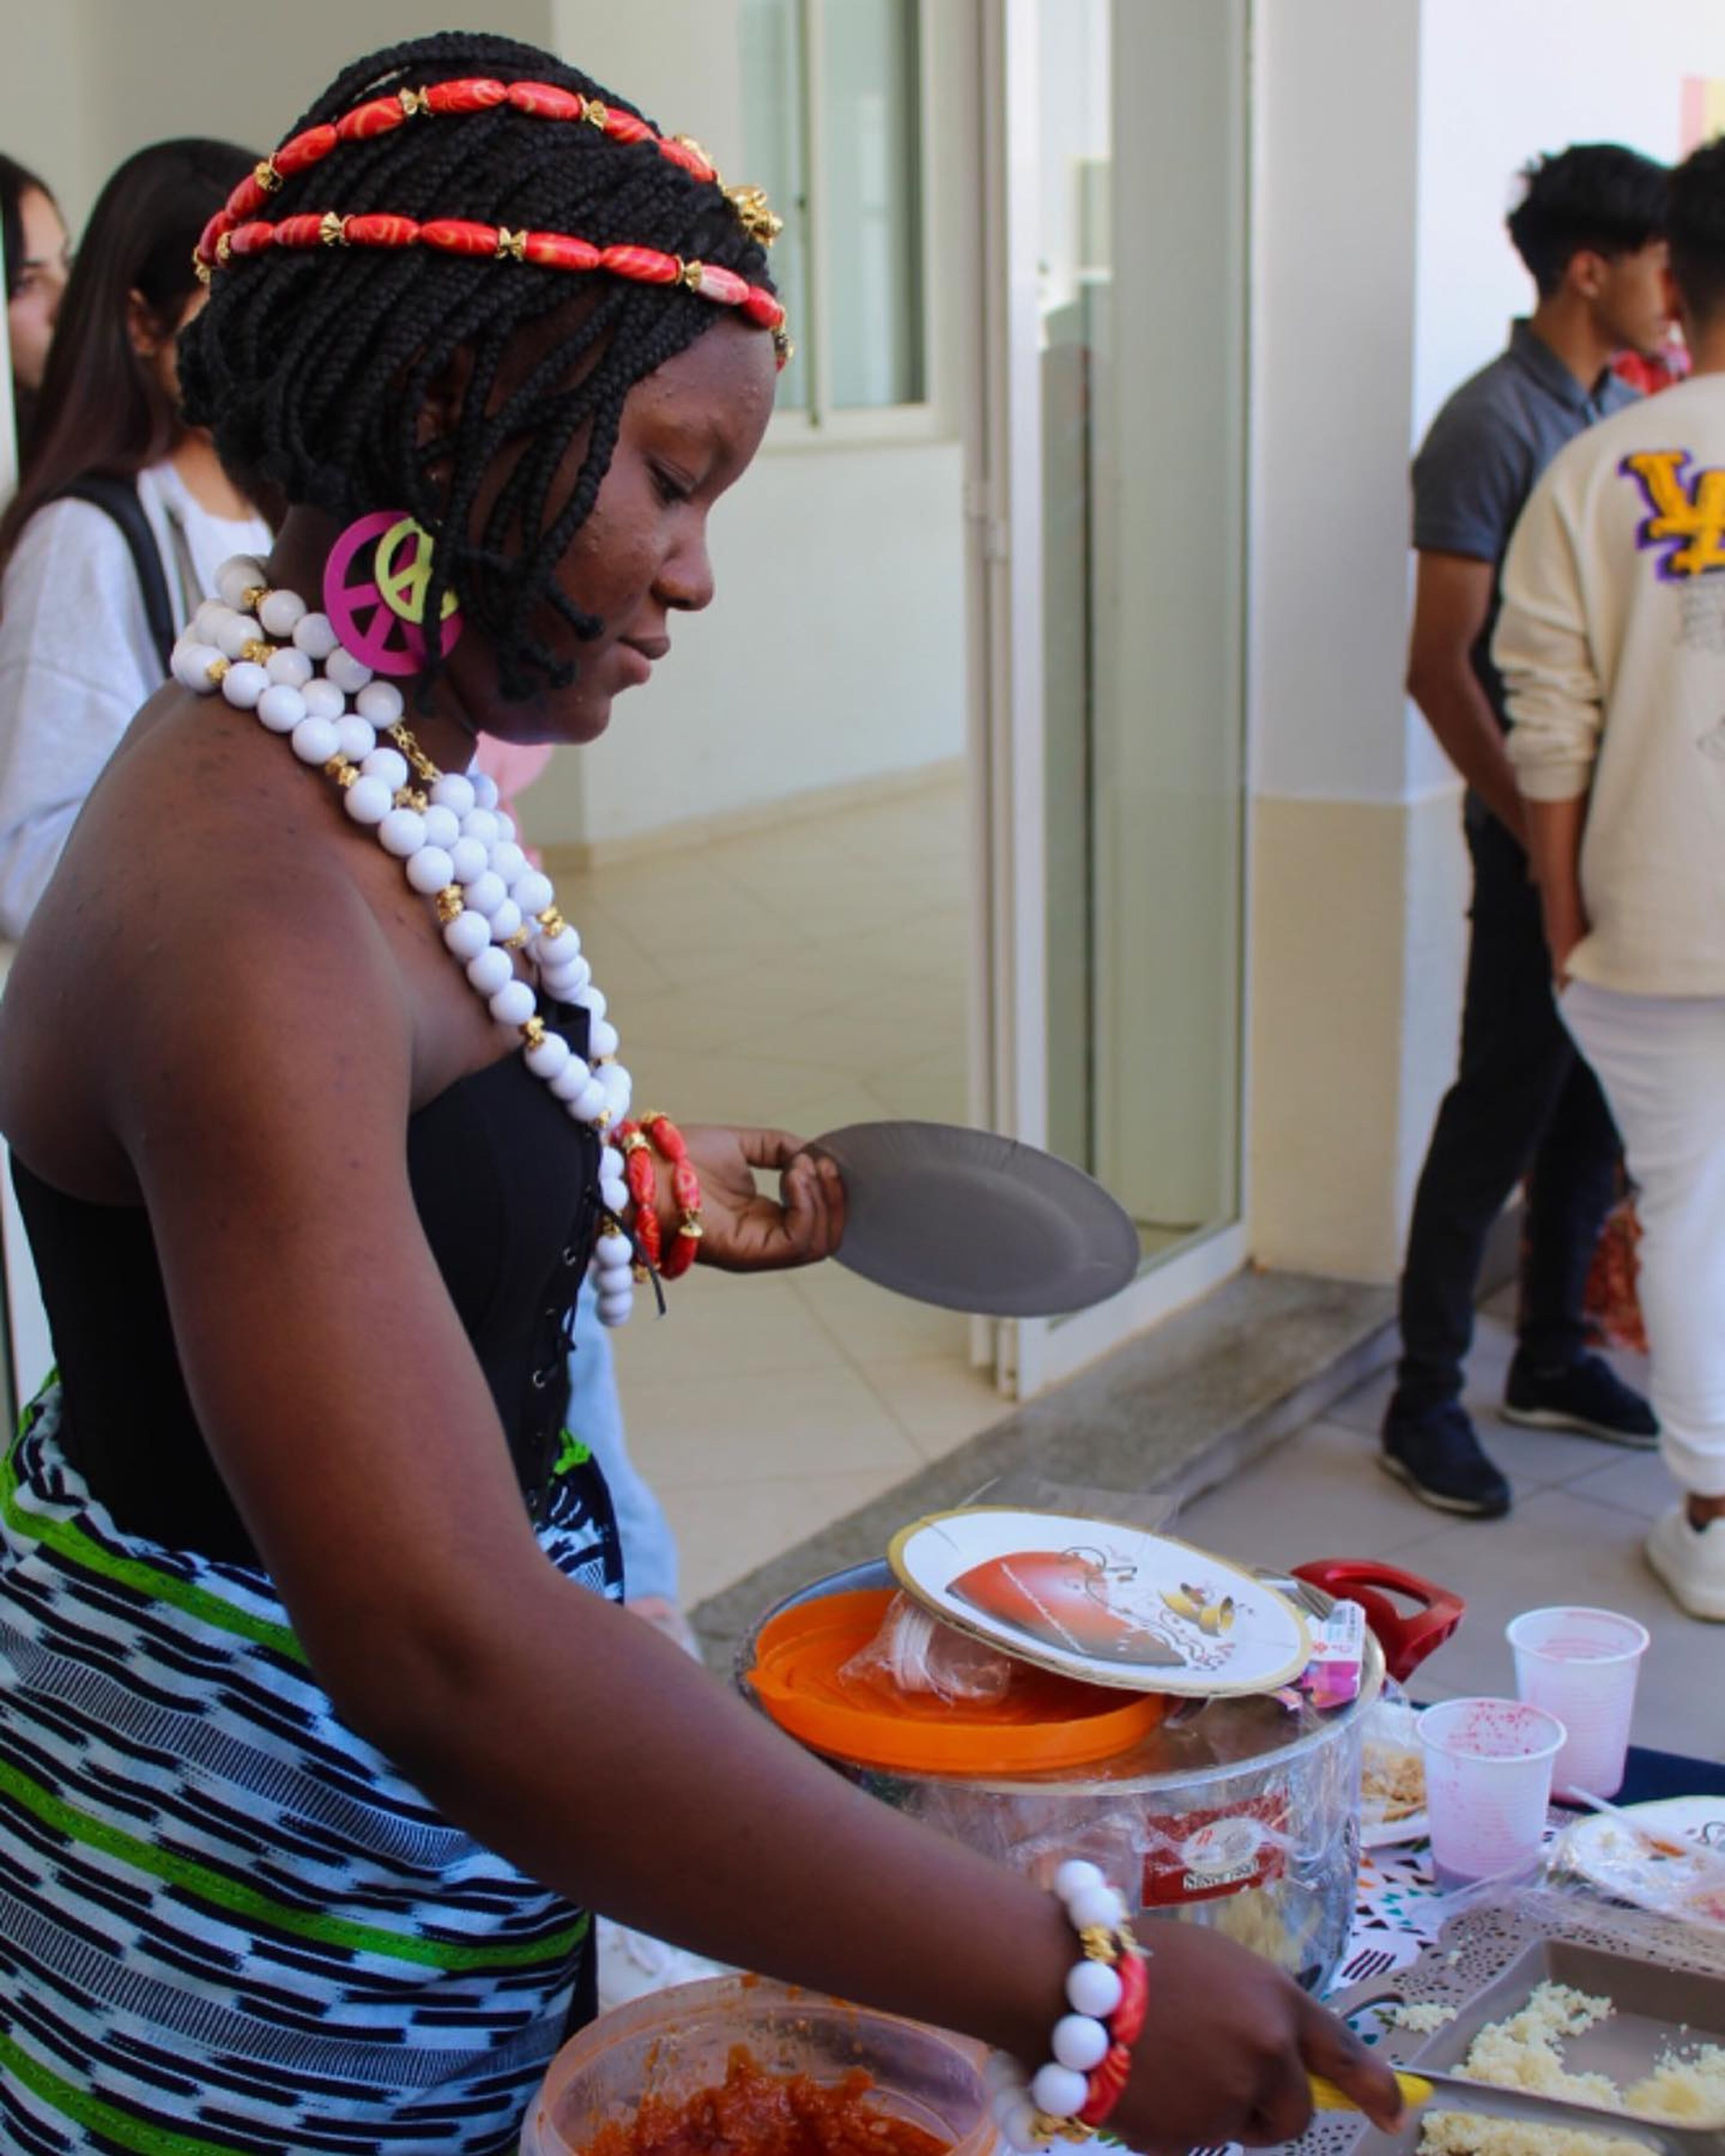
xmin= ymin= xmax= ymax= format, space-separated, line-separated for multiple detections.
xmin=1507 ymin=1606 xmax=1650 ymax=1803
xmin=1417 ymin=1697 xmax=1566 ymax=1888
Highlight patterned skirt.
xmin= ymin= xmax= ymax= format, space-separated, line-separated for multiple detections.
xmin=0 ymin=1385 xmax=622 ymax=2155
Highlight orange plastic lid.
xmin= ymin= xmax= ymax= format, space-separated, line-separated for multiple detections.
xmin=748 ymin=1588 xmax=1169 ymax=1774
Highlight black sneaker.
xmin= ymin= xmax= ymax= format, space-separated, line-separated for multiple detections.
xmin=1380 ymin=1401 xmax=1512 ymax=1517
xmin=1502 ymin=1352 xmax=1659 ymax=1449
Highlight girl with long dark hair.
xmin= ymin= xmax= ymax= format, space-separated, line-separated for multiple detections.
xmin=0 ymin=152 xmax=68 ymax=463
xmin=0 ymin=35 xmax=1398 ymax=2155
xmin=0 ymin=138 xmax=270 ymax=935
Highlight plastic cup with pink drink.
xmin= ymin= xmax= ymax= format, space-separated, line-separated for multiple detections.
xmin=1417 ymin=1697 xmax=1567 ymax=1888
xmin=1506 ymin=1606 xmax=1650 ymax=1803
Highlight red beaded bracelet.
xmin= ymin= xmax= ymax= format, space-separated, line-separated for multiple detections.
xmin=617 ymin=1126 xmax=661 ymax=1273
xmin=615 ymin=1115 xmax=704 ymax=1281
xmin=639 ymin=1112 xmax=703 ymax=1280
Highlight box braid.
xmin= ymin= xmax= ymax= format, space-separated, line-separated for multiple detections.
xmin=179 ymin=31 xmax=777 ymax=700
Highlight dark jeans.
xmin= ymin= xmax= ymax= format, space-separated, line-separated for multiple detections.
xmin=1392 ymin=810 xmax=1622 ymax=1418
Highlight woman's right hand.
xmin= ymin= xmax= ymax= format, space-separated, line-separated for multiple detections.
xmin=1109 ymin=1926 xmax=1405 ymax=2152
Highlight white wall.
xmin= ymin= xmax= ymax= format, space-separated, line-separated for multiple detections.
xmin=525 ymin=436 xmax=966 ymax=849
xmin=1415 ymin=0 xmax=1725 ymax=440
xmin=1250 ymin=0 xmax=1424 ymax=810
xmin=0 ymin=0 xmax=557 ymax=227
xmin=1245 ymin=0 xmax=1462 ymax=1282
xmin=526 ymin=0 xmax=969 ymax=854
xmin=0 ymin=2 xmax=102 ymax=227
xmin=1409 ymin=0 xmax=1725 ymax=799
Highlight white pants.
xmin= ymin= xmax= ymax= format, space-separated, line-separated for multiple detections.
xmin=1561 ymin=980 xmax=1725 ymax=1498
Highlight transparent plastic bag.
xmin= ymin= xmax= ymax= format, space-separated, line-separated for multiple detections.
xmin=838 ymin=1477 xmax=1182 ymax=1705
xmin=1359 ymin=1682 xmax=1426 ymax=1836
xmin=838 ymin=1592 xmax=1015 ymax=1703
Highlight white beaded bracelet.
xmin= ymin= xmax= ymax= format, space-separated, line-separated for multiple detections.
xmin=986 ymin=1861 xmax=1146 ymax=2155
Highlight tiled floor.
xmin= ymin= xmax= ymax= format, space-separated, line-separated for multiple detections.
xmin=1174 ymin=1290 xmax=1722 ymax=1763
xmin=541 ymin=773 xmax=1008 ymax=1604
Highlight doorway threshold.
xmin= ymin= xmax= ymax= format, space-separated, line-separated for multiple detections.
xmin=693 ymin=1266 xmax=1396 ymax=1665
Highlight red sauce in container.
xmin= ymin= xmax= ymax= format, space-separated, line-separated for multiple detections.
xmin=581 ymin=2050 xmax=953 ymax=2156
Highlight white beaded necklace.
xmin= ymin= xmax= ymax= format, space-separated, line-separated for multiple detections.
xmin=171 ymin=553 xmax=640 ymax=1327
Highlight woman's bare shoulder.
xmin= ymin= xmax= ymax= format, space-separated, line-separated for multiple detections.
xmin=0 ymin=690 xmax=416 ymax=1199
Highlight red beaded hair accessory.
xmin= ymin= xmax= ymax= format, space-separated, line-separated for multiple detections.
xmin=195 ymin=75 xmax=791 ymax=367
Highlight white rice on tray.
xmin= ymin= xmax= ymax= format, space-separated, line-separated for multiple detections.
xmin=1418 ymin=1980 xmax=1725 ymax=2156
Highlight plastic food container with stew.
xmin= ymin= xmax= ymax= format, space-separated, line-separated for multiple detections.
xmin=519 ymin=1975 xmax=995 ymax=2156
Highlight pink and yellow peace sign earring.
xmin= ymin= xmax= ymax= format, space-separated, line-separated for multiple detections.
xmin=323 ymin=510 xmax=465 ymax=677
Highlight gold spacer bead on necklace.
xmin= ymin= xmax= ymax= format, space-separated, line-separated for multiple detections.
xmin=504 ymin=925 xmax=534 ymax=950
xmin=255 ymin=157 xmax=283 ymax=194
xmin=496 ymin=226 xmax=527 ymax=262
xmin=583 ymin=97 xmax=610 ymax=130
xmin=387 ymin=721 xmax=442 ymax=786
xmin=205 ymin=655 xmax=230 ymax=684
xmin=1078 ymin=1924 xmax=1120 ymax=1963
xmin=522 ymin=1016 xmax=548 ymax=1049
xmin=394 ymin=786 xmax=429 ymax=813
xmin=400 ymin=84 xmax=432 ymax=116
xmin=239 ymin=639 xmax=276 ymax=665
xmin=323 ymin=755 xmax=358 ymax=789
xmin=678 ymin=256 xmax=705 ymax=292
xmin=434 ymin=884 xmax=464 ymax=922
xmin=240 ymin=585 xmax=268 ymax=614
xmin=320 ymin=211 xmax=350 ymax=247
xmin=536 ymin=906 xmax=565 ymax=937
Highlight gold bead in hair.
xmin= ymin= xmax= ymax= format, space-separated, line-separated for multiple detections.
xmin=725 ymin=183 xmax=784 ymax=247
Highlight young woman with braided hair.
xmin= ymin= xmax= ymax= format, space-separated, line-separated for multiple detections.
xmin=0 ymin=32 xmax=1399 ymax=2156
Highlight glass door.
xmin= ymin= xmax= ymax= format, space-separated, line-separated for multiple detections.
xmin=974 ymin=0 xmax=1252 ymax=1396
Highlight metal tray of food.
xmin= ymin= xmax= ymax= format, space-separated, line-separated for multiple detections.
xmin=1285 ymin=1896 xmax=1725 ymax=2156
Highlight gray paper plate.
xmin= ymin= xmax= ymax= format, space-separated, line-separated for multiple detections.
xmin=808 ymin=1121 xmax=1140 ymax=1317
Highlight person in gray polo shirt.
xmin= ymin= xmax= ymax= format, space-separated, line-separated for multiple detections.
xmin=1380 ymin=144 xmax=1669 ymax=1518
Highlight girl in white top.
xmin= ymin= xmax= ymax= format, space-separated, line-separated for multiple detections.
xmin=0 ymin=138 xmax=268 ymax=938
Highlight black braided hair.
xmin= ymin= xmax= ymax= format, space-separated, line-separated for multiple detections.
xmin=178 ymin=31 xmax=777 ymax=700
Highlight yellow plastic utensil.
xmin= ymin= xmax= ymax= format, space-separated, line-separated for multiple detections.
xmin=1310 ymin=2072 xmax=1725 ymax=2155
xmin=1311 ymin=2073 xmax=1433 ymax=2113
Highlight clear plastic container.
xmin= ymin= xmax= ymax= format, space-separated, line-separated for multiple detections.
xmin=739 ymin=1562 xmax=1386 ymax=1995
xmin=520 ymin=1975 xmax=995 ymax=2156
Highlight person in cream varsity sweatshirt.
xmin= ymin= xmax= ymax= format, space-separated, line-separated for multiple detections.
xmin=1500 ymin=134 xmax=1725 ymax=1619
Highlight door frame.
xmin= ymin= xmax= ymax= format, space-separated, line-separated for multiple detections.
xmin=963 ymin=0 xmax=1252 ymax=1402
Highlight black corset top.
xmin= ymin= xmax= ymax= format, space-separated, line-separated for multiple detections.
xmin=11 ymin=1044 xmax=600 ymax=1564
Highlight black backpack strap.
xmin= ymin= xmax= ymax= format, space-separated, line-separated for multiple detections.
xmin=53 ymin=474 xmax=177 ymax=675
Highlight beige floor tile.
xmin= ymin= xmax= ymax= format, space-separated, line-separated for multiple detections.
xmin=812 ymin=918 xmax=971 ymax=986
xmin=855 ymin=1352 xmax=1007 ymax=1462
xmin=561 ymin=778 xmax=984 ymax=1590
xmin=752 ymin=1089 xmax=904 ymax=1152
xmin=666 ymin=1467 xmax=913 ymax=1607
xmin=610 ymin=968 xmax=848 ymax=1057
xmin=860 ymin=1057 xmax=970 ymax=1126
xmin=792 ymin=1265 xmax=974 ymax=1363
xmin=611 ymin=1277 xmax=849 ymax=1386
xmin=748 ymin=1003 xmax=945 ymax=1077
xmin=649 ymin=1050 xmax=867 ymax=1127
xmin=620 ymin=1361 xmax=922 ymax=1491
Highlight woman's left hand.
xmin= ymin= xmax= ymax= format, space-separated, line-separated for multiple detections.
xmin=681 ymin=1125 xmax=845 ymax=1272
